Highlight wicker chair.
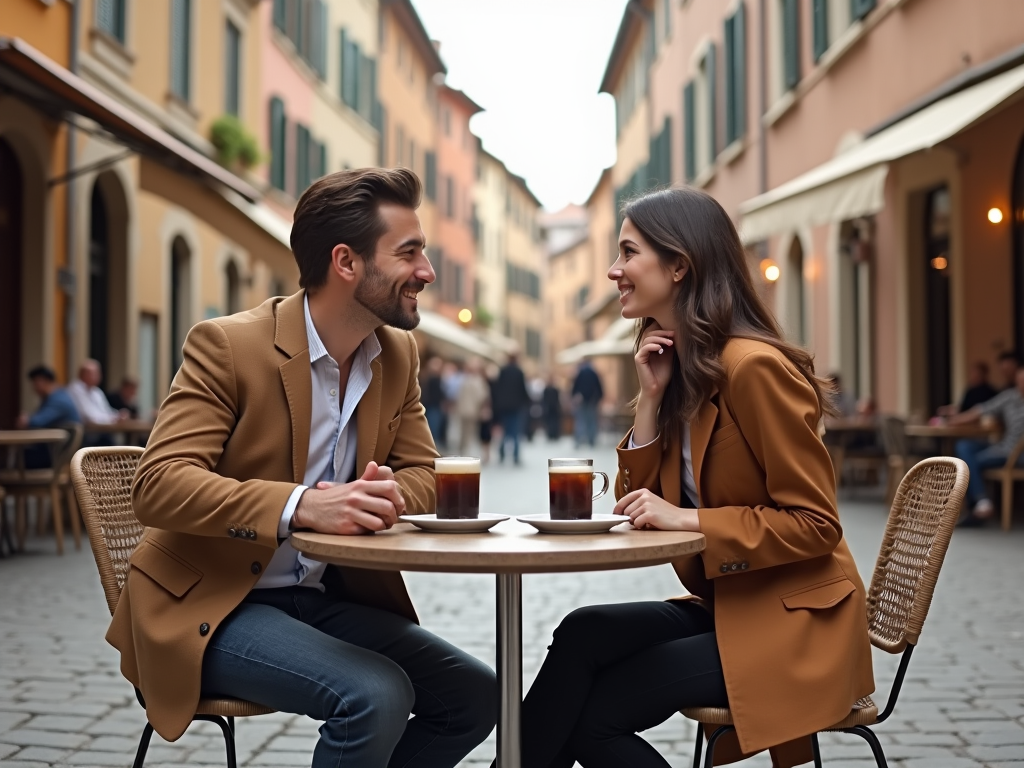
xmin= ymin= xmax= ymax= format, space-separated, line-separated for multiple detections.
xmin=70 ymin=447 xmax=272 ymax=768
xmin=680 ymin=456 xmax=969 ymax=768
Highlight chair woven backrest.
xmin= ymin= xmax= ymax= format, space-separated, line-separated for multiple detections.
xmin=865 ymin=456 xmax=968 ymax=653
xmin=70 ymin=447 xmax=146 ymax=616
xmin=880 ymin=416 xmax=908 ymax=459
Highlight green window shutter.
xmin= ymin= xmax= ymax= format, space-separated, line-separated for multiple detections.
xmin=377 ymin=104 xmax=388 ymax=165
xmin=294 ymin=0 xmax=305 ymax=54
xmin=269 ymin=97 xmax=286 ymax=191
xmin=272 ymin=0 xmax=287 ymax=32
xmin=813 ymin=0 xmax=829 ymax=61
xmin=368 ymin=58 xmax=381 ymax=128
xmin=359 ymin=52 xmax=373 ymax=121
xmin=295 ymin=124 xmax=310 ymax=193
xmin=98 ymin=0 xmax=126 ymax=42
xmin=734 ymin=1 xmax=747 ymax=139
xmin=724 ymin=15 xmax=735 ymax=145
xmin=683 ymin=82 xmax=695 ymax=182
xmin=424 ymin=151 xmax=437 ymax=200
xmin=170 ymin=0 xmax=191 ymax=101
xmin=851 ymin=0 xmax=876 ymax=21
xmin=341 ymin=30 xmax=357 ymax=108
xmin=352 ymin=43 xmax=363 ymax=112
xmin=660 ymin=116 xmax=672 ymax=183
xmin=317 ymin=140 xmax=326 ymax=179
xmin=315 ymin=1 xmax=327 ymax=78
xmin=225 ymin=21 xmax=241 ymax=116
xmin=783 ymin=0 xmax=800 ymax=91
xmin=706 ymin=42 xmax=717 ymax=163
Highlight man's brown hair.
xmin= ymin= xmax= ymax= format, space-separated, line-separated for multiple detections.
xmin=290 ymin=167 xmax=422 ymax=289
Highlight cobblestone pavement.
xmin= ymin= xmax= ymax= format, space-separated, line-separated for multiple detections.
xmin=1 ymin=433 xmax=1022 ymax=767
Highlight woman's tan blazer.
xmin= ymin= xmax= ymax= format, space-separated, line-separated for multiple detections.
xmin=615 ymin=338 xmax=874 ymax=767
xmin=107 ymin=292 xmax=438 ymax=742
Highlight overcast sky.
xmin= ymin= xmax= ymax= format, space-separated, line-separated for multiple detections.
xmin=411 ymin=0 xmax=628 ymax=212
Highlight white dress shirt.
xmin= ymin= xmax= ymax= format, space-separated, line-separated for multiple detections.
xmin=627 ymin=423 xmax=699 ymax=506
xmin=254 ymin=295 xmax=382 ymax=590
xmin=67 ymin=380 xmax=119 ymax=424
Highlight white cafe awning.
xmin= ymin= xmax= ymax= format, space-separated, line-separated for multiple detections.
xmin=556 ymin=316 xmax=636 ymax=365
xmin=414 ymin=311 xmax=508 ymax=363
xmin=738 ymin=62 xmax=1024 ymax=243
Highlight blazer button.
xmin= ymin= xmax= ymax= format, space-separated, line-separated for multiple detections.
xmin=199 ymin=623 xmax=210 ymax=636
xmin=720 ymin=564 xmax=729 ymax=573
xmin=730 ymin=563 xmax=740 ymax=571
xmin=227 ymin=527 xmax=237 ymax=538
xmin=740 ymin=562 xmax=749 ymax=570
xmin=251 ymin=562 xmax=262 ymax=575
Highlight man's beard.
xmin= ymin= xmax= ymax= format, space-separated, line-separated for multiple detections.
xmin=355 ymin=259 xmax=422 ymax=331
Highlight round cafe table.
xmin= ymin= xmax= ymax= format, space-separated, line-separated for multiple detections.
xmin=292 ymin=519 xmax=705 ymax=768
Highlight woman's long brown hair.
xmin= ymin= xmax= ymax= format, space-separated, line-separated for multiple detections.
xmin=622 ymin=187 xmax=836 ymax=440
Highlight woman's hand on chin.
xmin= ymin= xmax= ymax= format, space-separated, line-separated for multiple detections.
xmin=613 ymin=489 xmax=701 ymax=531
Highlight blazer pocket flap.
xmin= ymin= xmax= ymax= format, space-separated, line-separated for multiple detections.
xmin=781 ymin=578 xmax=855 ymax=610
xmin=132 ymin=542 xmax=202 ymax=598
xmin=388 ymin=414 xmax=401 ymax=432
xmin=708 ymin=423 xmax=740 ymax=448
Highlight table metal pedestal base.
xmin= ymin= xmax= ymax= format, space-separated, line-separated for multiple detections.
xmin=496 ymin=572 xmax=522 ymax=768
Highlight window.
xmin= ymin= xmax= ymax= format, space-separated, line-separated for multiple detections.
xmin=138 ymin=313 xmax=158 ymax=419
xmin=96 ymin=0 xmax=126 ymax=43
xmin=273 ymin=0 xmax=286 ymax=33
xmin=269 ymin=97 xmax=287 ymax=191
xmin=812 ymin=0 xmax=828 ymax=61
xmin=683 ymin=44 xmax=716 ymax=181
xmin=340 ymin=29 xmax=379 ymax=125
xmin=295 ymin=124 xmax=310 ymax=194
xmin=648 ymin=116 xmax=671 ymax=186
xmin=453 ymin=264 xmax=464 ymax=303
xmin=781 ymin=0 xmax=800 ymax=91
xmin=525 ymin=328 xmax=541 ymax=359
xmin=445 ymin=176 xmax=455 ymax=218
xmin=225 ymin=261 xmax=242 ymax=315
xmin=661 ymin=0 xmax=672 ymax=40
xmin=424 ymin=151 xmax=437 ymax=200
xmin=683 ymin=81 xmax=695 ymax=182
xmin=224 ymin=21 xmax=241 ymax=116
xmin=724 ymin=2 xmax=747 ymax=145
xmin=170 ymin=0 xmax=191 ymax=101
xmin=851 ymin=0 xmax=876 ymax=22
xmin=277 ymin=0 xmax=326 ymax=77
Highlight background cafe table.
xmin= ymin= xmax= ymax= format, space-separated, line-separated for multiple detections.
xmin=85 ymin=419 xmax=154 ymax=444
xmin=904 ymin=421 xmax=1000 ymax=456
xmin=292 ymin=519 xmax=706 ymax=768
xmin=0 ymin=429 xmax=69 ymax=556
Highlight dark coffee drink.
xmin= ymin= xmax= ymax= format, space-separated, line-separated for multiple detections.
xmin=435 ymin=458 xmax=481 ymax=519
xmin=549 ymin=469 xmax=596 ymax=520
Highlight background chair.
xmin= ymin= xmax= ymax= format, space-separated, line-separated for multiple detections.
xmin=0 ymin=424 xmax=82 ymax=554
xmin=982 ymin=434 xmax=1024 ymax=531
xmin=879 ymin=416 xmax=928 ymax=506
xmin=70 ymin=446 xmax=272 ymax=768
xmin=680 ymin=456 xmax=968 ymax=768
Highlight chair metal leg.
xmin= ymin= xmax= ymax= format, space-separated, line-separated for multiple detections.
xmin=844 ymin=726 xmax=889 ymax=768
xmin=703 ymin=725 xmax=734 ymax=768
xmin=812 ymin=732 xmax=823 ymax=768
xmin=691 ymin=722 xmax=704 ymax=768
xmin=132 ymin=722 xmax=154 ymax=768
xmin=196 ymin=714 xmax=238 ymax=768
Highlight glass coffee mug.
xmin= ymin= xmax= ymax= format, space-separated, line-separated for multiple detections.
xmin=434 ymin=457 xmax=481 ymax=519
xmin=548 ymin=458 xmax=610 ymax=520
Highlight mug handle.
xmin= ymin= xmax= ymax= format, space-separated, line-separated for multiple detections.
xmin=592 ymin=471 xmax=610 ymax=501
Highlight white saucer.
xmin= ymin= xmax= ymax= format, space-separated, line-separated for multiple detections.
xmin=517 ymin=514 xmax=629 ymax=534
xmin=399 ymin=513 xmax=509 ymax=533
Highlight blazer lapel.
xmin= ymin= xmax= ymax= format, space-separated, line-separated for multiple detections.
xmin=356 ymin=355 xmax=383 ymax=472
xmin=274 ymin=292 xmax=312 ymax=484
xmin=689 ymin=388 xmax=719 ymax=506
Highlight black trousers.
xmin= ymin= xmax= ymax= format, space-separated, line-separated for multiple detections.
xmin=521 ymin=601 xmax=728 ymax=768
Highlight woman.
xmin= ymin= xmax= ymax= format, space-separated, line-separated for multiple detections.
xmin=518 ymin=188 xmax=874 ymax=768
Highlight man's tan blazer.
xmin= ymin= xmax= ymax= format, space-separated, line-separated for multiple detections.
xmin=615 ymin=338 xmax=874 ymax=768
xmin=107 ymin=291 xmax=439 ymax=741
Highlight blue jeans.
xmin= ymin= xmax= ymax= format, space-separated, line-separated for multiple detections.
xmin=497 ymin=409 xmax=524 ymax=463
xmin=201 ymin=586 xmax=496 ymax=768
xmin=955 ymin=438 xmax=1014 ymax=506
xmin=425 ymin=405 xmax=445 ymax=449
xmin=574 ymin=403 xmax=599 ymax=447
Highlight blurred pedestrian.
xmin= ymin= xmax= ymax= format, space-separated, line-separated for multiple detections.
xmin=541 ymin=376 xmax=562 ymax=440
xmin=421 ymin=356 xmax=447 ymax=450
xmin=527 ymin=374 xmax=545 ymax=441
xmin=479 ymin=363 xmax=500 ymax=464
xmin=107 ymin=376 xmax=140 ymax=419
xmin=571 ymin=359 xmax=604 ymax=448
xmin=440 ymin=360 xmax=463 ymax=449
xmin=16 ymin=365 xmax=81 ymax=469
xmin=68 ymin=359 xmax=123 ymax=425
xmin=455 ymin=358 xmax=490 ymax=456
xmin=493 ymin=352 xmax=530 ymax=465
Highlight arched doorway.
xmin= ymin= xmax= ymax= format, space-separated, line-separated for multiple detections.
xmin=88 ymin=171 xmax=130 ymax=391
xmin=783 ymin=236 xmax=806 ymax=346
xmin=1013 ymin=135 xmax=1024 ymax=352
xmin=924 ymin=185 xmax=952 ymax=416
xmin=0 ymin=139 xmax=23 ymax=428
xmin=225 ymin=259 xmax=241 ymax=315
xmin=170 ymin=236 xmax=193 ymax=376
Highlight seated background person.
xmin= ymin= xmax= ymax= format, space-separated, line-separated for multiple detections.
xmin=106 ymin=376 xmax=139 ymax=419
xmin=938 ymin=361 xmax=998 ymax=416
xmin=16 ymin=365 xmax=81 ymax=469
xmin=996 ymin=351 xmax=1021 ymax=391
xmin=949 ymin=366 xmax=1024 ymax=526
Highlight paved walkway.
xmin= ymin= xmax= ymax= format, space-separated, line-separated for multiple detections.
xmin=1 ymin=434 xmax=1022 ymax=767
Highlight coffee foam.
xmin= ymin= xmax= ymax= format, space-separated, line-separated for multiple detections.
xmin=435 ymin=458 xmax=481 ymax=474
xmin=548 ymin=465 xmax=594 ymax=474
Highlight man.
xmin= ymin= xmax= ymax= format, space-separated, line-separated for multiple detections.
xmin=571 ymin=360 xmax=604 ymax=448
xmin=114 ymin=169 xmax=496 ymax=767
xmin=68 ymin=359 xmax=123 ymax=425
xmin=492 ymin=352 xmax=530 ymax=465
xmin=997 ymin=351 xmax=1021 ymax=390
xmin=937 ymin=361 xmax=998 ymax=416
xmin=949 ymin=366 xmax=1024 ymax=526
xmin=107 ymin=376 xmax=140 ymax=419
xmin=16 ymin=365 xmax=81 ymax=469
